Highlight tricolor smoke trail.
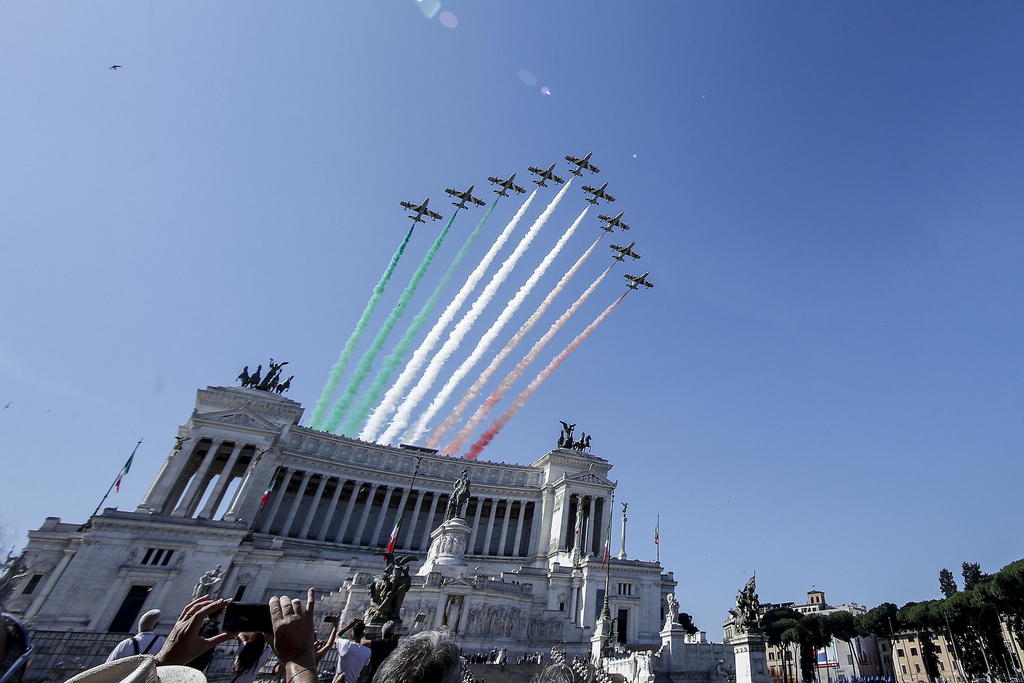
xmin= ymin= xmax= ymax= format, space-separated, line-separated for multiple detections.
xmin=465 ymin=290 xmax=629 ymax=460
xmin=446 ymin=261 xmax=615 ymax=454
xmin=427 ymin=233 xmax=606 ymax=449
xmin=379 ymin=179 xmax=573 ymax=445
xmin=411 ymin=207 xmax=591 ymax=445
xmin=322 ymin=211 xmax=461 ymax=433
xmin=339 ymin=201 xmax=497 ymax=436
xmin=359 ymin=190 xmax=538 ymax=442
xmin=310 ymin=225 xmax=415 ymax=429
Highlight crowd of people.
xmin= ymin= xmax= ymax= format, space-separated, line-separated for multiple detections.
xmin=0 ymin=589 xmax=463 ymax=683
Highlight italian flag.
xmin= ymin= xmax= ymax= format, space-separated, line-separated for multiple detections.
xmin=258 ymin=486 xmax=272 ymax=511
xmin=384 ymin=508 xmax=405 ymax=555
xmin=114 ymin=453 xmax=133 ymax=492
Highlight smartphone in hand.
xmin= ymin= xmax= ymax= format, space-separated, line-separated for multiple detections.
xmin=223 ymin=603 xmax=273 ymax=633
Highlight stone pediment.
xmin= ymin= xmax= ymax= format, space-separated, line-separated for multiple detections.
xmin=563 ymin=468 xmax=614 ymax=488
xmin=196 ymin=409 xmax=279 ymax=431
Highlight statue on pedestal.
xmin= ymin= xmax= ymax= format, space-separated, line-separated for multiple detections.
xmin=665 ymin=593 xmax=680 ymax=628
xmin=445 ymin=469 xmax=471 ymax=521
xmin=729 ymin=575 xmax=761 ymax=634
xmin=365 ymin=553 xmax=414 ymax=625
xmin=193 ymin=564 xmax=224 ymax=600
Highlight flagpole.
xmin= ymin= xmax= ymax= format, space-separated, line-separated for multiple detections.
xmin=92 ymin=438 xmax=143 ymax=518
xmin=385 ymin=456 xmax=423 ymax=554
xmin=251 ymin=465 xmax=283 ymax=532
xmin=655 ymin=513 xmax=660 ymax=564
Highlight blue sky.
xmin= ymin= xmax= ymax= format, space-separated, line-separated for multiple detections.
xmin=2 ymin=1 xmax=1022 ymax=630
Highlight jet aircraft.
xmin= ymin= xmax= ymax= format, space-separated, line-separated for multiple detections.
xmin=582 ymin=181 xmax=616 ymax=205
xmin=528 ymin=163 xmax=565 ymax=187
xmin=598 ymin=212 xmax=630 ymax=231
xmin=444 ymin=185 xmax=486 ymax=210
xmin=610 ymin=241 xmax=641 ymax=262
xmin=565 ymin=152 xmax=600 ymax=176
xmin=624 ymin=272 xmax=654 ymax=290
xmin=400 ymin=198 xmax=443 ymax=224
xmin=487 ymin=173 xmax=526 ymax=197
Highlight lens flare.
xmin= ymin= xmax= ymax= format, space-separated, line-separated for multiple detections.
xmin=540 ymin=86 xmax=552 ymax=95
xmin=439 ymin=10 xmax=458 ymax=28
xmin=516 ymin=69 xmax=537 ymax=87
xmin=416 ymin=0 xmax=441 ymax=19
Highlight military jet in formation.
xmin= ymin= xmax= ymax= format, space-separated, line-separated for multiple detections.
xmin=565 ymin=152 xmax=600 ymax=176
xmin=487 ymin=173 xmax=526 ymax=197
xmin=624 ymin=272 xmax=654 ymax=290
xmin=400 ymin=198 xmax=443 ymax=224
xmin=445 ymin=185 xmax=486 ymax=210
xmin=528 ymin=163 xmax=565 ymax=187
xmin=610 ymin=241 xmax=641 ymax=262
xmin=582 ymin=181 xmax=615 ymax=205
xmin=598 ymin=212 xmax=630 ymax=232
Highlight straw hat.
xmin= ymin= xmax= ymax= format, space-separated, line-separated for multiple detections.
xmin=65 ymin=655 xmax=207 ymax=683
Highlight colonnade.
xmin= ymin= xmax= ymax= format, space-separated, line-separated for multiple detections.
xmin=255 ymin=466 xmax=538 ymax=557
xmin=564 ymin=492 xmax=607 ymax=556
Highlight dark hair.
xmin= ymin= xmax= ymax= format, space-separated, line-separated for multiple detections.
xmin=234 ymin=633 xmax=266 ymax=674
xmin=352 ymin=620 xmax=366 ymax=641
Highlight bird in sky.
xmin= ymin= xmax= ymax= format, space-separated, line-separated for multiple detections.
xmin=2 ymin=402 xmax=11 ymax=409
xmin=109 ymin=65 xmax=123 ymax=70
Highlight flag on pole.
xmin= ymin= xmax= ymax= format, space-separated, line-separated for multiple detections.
xmin=114 ymin=453 xmax=134 ymax=492
xmin=384 ymin=508 xmax=404 ymax=555
xmin=654 ymin=516 xmax=660 ymax=545
xmin=258 ymin=486 xmax=272 ymax=511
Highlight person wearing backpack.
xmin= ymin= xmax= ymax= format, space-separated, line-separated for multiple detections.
xmin=106 ymin=610 xmax=167 ymax=661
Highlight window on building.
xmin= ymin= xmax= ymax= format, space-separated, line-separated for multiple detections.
xmin=617 ymin=583 xmax=632 ymax=596
xmin=140 ymin=548 xmax=175 ymax=566
xmin=897 ymin=649 xmax=905 ymax=658
xmin=769 ymin=652 xmax=775 ymax=661
xmin=22 ymin=574 xmax=43 ymax=595
xmin=939 ymin=662 xmax=945 ymax=671
xmin=901 ymin=666 xmax=907 ymax=675
xmin=848 ymin=655 xmax=854 ymax=665
xmin=914 ymin=664 xmax=921 ymax=674
xmin=559 ymin=602 xmax=565 ymax=612
xmin=234 ymin=585 xmax=247 ymax=601
xmin=934 ymin=646 xmax=941 ymax=653
xmin=910 ymin=648 xmax=918 ymax=657
xmin=108 ymin=585 xmax=153 ymax=633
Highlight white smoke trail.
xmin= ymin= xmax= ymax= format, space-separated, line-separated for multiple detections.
xmin=407 ymin=206 xmax=590 ymax=444
xmin=426 ymin=233 xmax=604 ymax=449
xmin=378 ymin=179 xmax=574 ymax=445
xmin=359 ymin=190 xmax=538 ymax=442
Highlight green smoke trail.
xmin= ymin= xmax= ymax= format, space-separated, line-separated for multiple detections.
xmin=309 ymin=225 xmax=415 ymax=429
xmin=324 ymin=209 xmax=464 ymax=433
xmin=338 ymin=201 xmax=498 ymax=436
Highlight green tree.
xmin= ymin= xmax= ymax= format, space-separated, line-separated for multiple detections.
xmin=677 ymin=611 xmax=699 ymax=635
xmin=963 ymin=562 xmax=985 ymax=590
xmin=940 ymin=568 xmax=959 ymax=599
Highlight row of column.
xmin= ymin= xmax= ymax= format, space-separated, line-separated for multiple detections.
xmin=170 ymin=439 xmax=255 ymax=519
xmin=256 ymin=467 xmax=537 ymax=557
xmin=565 ymin=493 xmax=607 ymax=555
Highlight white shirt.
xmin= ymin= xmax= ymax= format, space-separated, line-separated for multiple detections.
xmin=106 ymin=632 xmax=167 ymax=662
xmin=336 ymin=639 xmax=371 ymax=683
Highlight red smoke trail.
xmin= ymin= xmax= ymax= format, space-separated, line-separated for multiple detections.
xmin=444 ymin=262 xmax=615 ymax=454
xmin=427 ymin=234 xmax=605 ymax=449
xmin=465 ymin=290 xmax=628 ymax=460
